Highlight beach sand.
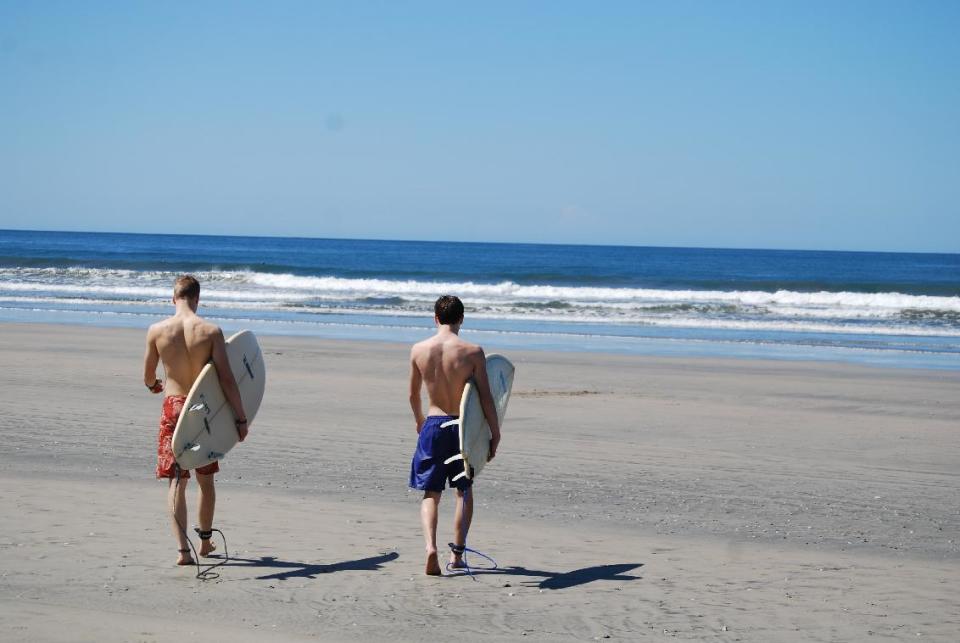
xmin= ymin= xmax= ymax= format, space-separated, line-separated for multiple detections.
xmin=0 ymin=323 xmax=958 ymax=641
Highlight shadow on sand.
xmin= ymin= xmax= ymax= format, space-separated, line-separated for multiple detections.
xmin=215 ymin=551 xmax=400 ymax=581
xmin=458 ymin=562 xmax=643 ymax=590
xmin=211 ymin=550 xmax=638 ymax=588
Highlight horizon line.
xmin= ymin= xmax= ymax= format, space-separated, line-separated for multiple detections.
xmin=0 ymin=226 xmax=957 ymax=257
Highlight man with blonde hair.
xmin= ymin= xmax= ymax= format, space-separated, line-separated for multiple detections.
xmin=144 ymin=275 xmax=248 ymax=565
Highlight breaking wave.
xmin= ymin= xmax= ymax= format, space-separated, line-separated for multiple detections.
xmin=1 ymin=266 xmax=959 ymax=342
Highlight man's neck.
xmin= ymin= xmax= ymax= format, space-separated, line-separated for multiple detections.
xmin=174 ymin=300 xmax=197 ymax=316
xmin=437 ymin=324 xmax=460 ymax=337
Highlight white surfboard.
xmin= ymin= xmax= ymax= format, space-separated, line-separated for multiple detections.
xmin=452 ymin=354 xmax=515 ymax=480
xmin=172 ymin=330 xmax=266 ymax=470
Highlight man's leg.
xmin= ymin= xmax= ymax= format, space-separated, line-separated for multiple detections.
xmin=420 ymin=491 xmax=442 ymax=575
xmin=450 ymin=486 xmax=474 ymax=568
xmin=167 ymin=477 xmax=192 ymax=565
xmin=196 ymin=472 xmax=216 ymax=557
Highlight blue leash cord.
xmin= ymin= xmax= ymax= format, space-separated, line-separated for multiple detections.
xmin=445 ymin=487 xmax=498 ymax=580
xmin=445 ymin=545 xmax=498 ymax=579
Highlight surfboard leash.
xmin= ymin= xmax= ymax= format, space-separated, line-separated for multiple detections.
xmin=172 ymin=464 xmax=231 ymax=581
xmin=193 ymin=526 xmax=229 ymax=581
xmin=445 ymin=487 xmax=498 ymax=580
xmin=445 ymin=543 xmax=498 ymax=579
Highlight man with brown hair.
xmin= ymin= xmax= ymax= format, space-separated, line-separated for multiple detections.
xmin=143 ymin=275 xmax=248 ymax=566
xmin=408 ymin=295 xmax=501 ymax=575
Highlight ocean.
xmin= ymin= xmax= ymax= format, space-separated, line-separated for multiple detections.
xmin=1 ymin=229 xmax=958 ymax=369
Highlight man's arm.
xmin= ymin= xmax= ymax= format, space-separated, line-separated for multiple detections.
xmin=472 ymin=348 xmax=501 ymax=461
xmin=408 ymin=350 xmax=425 ymax=432
xmin=143 ymin=327 xmax=163 ymax=393
xmin=210 ymin=328 xmax=249 ymax=441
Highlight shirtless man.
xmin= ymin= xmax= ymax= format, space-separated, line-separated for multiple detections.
xmin=143 ymin=275 xmax=248 ymax=566
xmin=408 ymin=295 xmax=501 ymax=575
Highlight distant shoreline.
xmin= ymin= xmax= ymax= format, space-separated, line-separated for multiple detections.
xmin=3 ymin=318 xmax=959 ymax=372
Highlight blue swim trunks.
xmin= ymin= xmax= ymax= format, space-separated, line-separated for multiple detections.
xmin=409 ymin=416 xmax=472 ymax=492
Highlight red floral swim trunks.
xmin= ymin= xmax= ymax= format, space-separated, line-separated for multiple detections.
xmin=156 ymin=395 xmax=219 ymax=479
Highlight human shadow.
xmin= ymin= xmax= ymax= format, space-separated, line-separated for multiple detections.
xmin=464 ymin=562 xmax=642 ymax=590
xmin=215 ymin=551 xmax=399 ymax=581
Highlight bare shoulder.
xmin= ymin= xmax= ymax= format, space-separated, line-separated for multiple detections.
xmin=461 ymin=339 xmax=485 ymax=358
xmin=147 ymin=316 xmax=173 ymax=338
xmin=410 ymin=337 xmax=432 ymax=359
xmin=460 ymin=342 xmax=486 ymax=369
xmin=195 ymin=317 xmax=224 ymax=341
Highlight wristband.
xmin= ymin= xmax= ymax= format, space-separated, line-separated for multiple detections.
xmin=235 ymin=418 xmax=248 ymax=426
xmin=146 ymin=379 xmax=162 ymax=392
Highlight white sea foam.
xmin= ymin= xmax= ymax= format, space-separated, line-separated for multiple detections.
xmin=271 ymin=306 xmax=960 ymax=338
xmin=239 ymin=272 xmax=960 ymax=312
xmin=3 ymin=266 xmax=958 ymax=310
xmin=2 ymin=267 xmax=959 ymax=342
xmin=0 ymin=281 xmax=310 ymax=302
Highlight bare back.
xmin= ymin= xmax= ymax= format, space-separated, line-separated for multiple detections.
xmin=411 ymin=332 xmax=483 ymax=416
xmin=147 ymin=312 xmax=220 ymax=397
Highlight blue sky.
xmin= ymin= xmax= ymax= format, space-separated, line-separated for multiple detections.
xmin=1 ymin=1 xmax=958 ymax=252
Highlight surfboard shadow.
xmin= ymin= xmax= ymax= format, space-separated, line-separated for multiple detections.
xmin=217 ymin=551 xmax=399 ymax=581
xmin=467 ymin=562 xmax=642 ymax=590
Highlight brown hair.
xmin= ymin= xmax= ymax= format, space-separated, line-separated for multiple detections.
xmin=174 ymin=275 xmax=200 ymax=300
xmin=434 ymin=295 xmax=464 ymax=325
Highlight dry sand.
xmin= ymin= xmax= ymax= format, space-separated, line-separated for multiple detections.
xmin=0 ymin=322 xmax=958 ymax=641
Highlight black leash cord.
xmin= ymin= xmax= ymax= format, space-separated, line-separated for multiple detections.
xmin=172 ymin=465 xmax=230 ymax=581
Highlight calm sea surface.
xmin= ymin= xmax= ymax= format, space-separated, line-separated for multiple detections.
xmin=1 ymin=230 xmax=958 ymax=369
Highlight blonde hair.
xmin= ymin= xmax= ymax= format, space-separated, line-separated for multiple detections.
xmin=174 ymin=275 xmax=200 ymax=300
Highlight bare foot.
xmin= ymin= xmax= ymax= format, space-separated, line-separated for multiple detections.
xmin=177 ymin=549 xmax=194 ymax=566
xmin=449 ymin=544 xmax=466 ymax=569
xmin=425 ymin=550 xmax=441 ymax=576
xmin=199 ymin=540 xmax=217 ymax=557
